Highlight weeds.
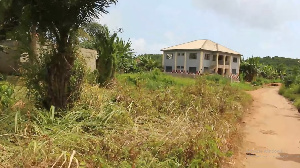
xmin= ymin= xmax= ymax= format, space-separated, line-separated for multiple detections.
xmin=0 ymin=71 xmax=251 ymax=167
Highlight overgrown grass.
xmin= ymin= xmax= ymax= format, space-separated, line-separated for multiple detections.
xmin=251 ymin=77 xmax=281 ymax=86
xmin=279 ymin=84 xmax=300 ymax=110
xmin=117 ymin=69 xmax=195 ymax=90
xmin=0 ymin=71 xmax=251 ymax=167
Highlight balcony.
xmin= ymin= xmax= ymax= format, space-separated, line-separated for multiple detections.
xmin=218 ymin=61 xmax=230 ymax=65
xmin=218 ymin=64 xmax=230 ymax=69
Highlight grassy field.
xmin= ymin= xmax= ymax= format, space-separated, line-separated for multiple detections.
xmin=0 ymin=71 xmax=252 ymax=167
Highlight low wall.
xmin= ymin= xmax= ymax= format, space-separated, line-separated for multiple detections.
xmin=0 ymin=40 xmax=97 ymax=74
xmin=0 ymin=40 xmax=20 ymax=74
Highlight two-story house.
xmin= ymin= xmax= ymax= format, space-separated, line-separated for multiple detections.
xmin=161 ymin=39 xmax=242 ymax=75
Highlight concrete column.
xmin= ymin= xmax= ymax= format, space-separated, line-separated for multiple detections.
xmin=229 ymin=55 xmax=232 ymax=74
xmin=215 ymin=53 xmax=219 ymax=73
xmin=175 ymin=52 xmax=177 ymax=71
xmin=200 ymin=51 xmax=204 ymax=74
xmin=238 ymin=55 xmax=241 ymax=74
xmin=162 ymin=52 xmax=165 ymax=70
xmin=184 ymin=52 xmax=187 ymax=72
xmin=223 ymin=55 xmax=226 ymax=76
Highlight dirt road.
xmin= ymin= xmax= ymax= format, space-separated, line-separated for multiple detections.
xmin=239 ymin=86 xmax=300 ymax=168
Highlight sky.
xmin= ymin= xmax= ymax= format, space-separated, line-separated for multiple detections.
xmin=99 ymin=0 xmax=300 ymax=59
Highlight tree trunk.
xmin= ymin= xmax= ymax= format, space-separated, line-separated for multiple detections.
xmin=46 ymin=37 xmax=75 ymax=110
xmin=30 ymin=24 xmax=38 ymax=62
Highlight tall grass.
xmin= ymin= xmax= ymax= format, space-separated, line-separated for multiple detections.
xmin=279 ymin=84 xmax=300 ymax=110
xmin=0 ymin=71 xmax=251 ymax=167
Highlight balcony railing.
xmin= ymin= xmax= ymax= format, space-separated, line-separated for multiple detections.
xmin=218 ymin=61 xmax=230 ymax=65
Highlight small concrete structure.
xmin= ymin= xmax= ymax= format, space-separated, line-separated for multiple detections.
xmin=0 ymin=40 xmax=97 ymax=74
xmin=0 ymin=40 xmax=20 ymax=74
xmin=161 ymin=39 xmax=242 ymax=75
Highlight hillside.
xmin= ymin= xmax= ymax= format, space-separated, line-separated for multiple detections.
xmin=258 ymin=56 xmax=299 ymax=67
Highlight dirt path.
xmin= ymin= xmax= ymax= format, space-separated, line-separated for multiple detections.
xmin=238 ymin=86 xmax=300 ymax=168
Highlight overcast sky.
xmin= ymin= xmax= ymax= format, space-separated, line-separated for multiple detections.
xmin=99 ymin=0 xmax=300 ymax=59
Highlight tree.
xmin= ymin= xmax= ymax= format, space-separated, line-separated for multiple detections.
xmin=240 ymin=57 xmax=260 ymax=82
xmin=1 ymin=0 xmax=117 ymax=109
xmin=80 ymin=23 xmax=135 ymax=84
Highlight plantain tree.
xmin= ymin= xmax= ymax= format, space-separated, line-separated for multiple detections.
xmin=0 ymin=0 xmax=117 ymax=109
xmin=81 ymin=22 xmax=134 ymax=85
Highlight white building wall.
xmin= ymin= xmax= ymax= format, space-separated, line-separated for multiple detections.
xmin=163 ymin=50 xmax=241 ymax=74
xmin=231 ymin=56 xmax=240 ymax=74
xmin=202 ymin=51 xmax=214 ymax=68
xmin=186 ymin=51 xmax=201 ymax=72
xmin=176 ymin=52 xmax=185 ymax=69
xmin=163 ymin=52 xmax=176 ymax=71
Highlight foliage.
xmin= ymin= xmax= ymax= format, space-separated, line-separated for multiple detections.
xmin=136 ymin=55 xmax=160 ymax=72
xmin=93 ymin=25 xmax=118 ymax=86
xmin=0 ymin=82 xmax=14 ymax=109
xmin=0 ymin=73 xmax=251 ymax=167
xmin=1 ymin=0 xmax=117 ymax=109
xmin=138 ymin=54 xmax=163 ymax=67
xmin=114 ymin=37 xmax=135 ymax=73
xmin=117 ymin=69 xmax=195 ymax=90
xmin=259 ymin=56 xmax=299 ymax=68
xmin=240 ymin=57 xmax=260 ymax=82
xmin=21 ymin=48 xmax=87 ymax=109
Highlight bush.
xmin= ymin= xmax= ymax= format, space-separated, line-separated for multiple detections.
xmin=0 ymin=82 xmax=14 ymax=109
xmin=21 ymin=49 xmax=87 ymax=109
xmin=279 ymin=85 xmax=286 ymax=95
xmin=294 ymin=98 xmax=300 ymax=111
xmin=205 ymin=75 xmax=230 ymax=85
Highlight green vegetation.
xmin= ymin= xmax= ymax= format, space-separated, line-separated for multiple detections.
xmin=0 ymin=0 xmax=117 ymax=109
xmin=0 ymin=71 xmax=251 ymax=167
xmin=240 ymin=57 xmax=282 ymax=83
xmin=259 ymin=56 xmax=299 ymax=68
xmin=277 ymin=58 xmax=300 ymax=110
xmin=138 ymin=54 xmax=163 ymax=68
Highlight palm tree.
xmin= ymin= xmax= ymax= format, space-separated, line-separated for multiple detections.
xmin=1 ymin=0 xmax=117 ymax=109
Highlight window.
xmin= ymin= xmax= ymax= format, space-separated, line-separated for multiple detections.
xmin=189 ymin=67 xmax=197 ymax=73
xmin=233 ymin=57 xmax=238 ymax=63
xmin=166 ymin=53 xmax=173 ymax=59
xmin=232 ymin=69 xmax=237 ymax=74
xmin=166 ymin=66 xmax=173 ymax=72
xmin=225 ymin=56 xmax=228 ymax=62
xmin=204 ymin=67 xmax=209 ymax=73
xmin=189 ymin=53 xmax=197 ymax=59
xmin=204 ymin=54 xmax=210 ymax=60
xmin=176 ymin=66 xmax=184 ymax=70
xmin=177 ymin=53 xmax=185 ymax=56
xmin=213 ymin=55 xmax=217 ymax=61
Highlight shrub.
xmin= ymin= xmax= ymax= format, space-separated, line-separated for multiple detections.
xmin=279 ymin=85 xmax=286 ymax=95
xmin=294 ymin=98 xmax=300 ymax=111
xmin=205 ymin=75 xmax=230 ymax=85
xmin=21 ymin=49 xmax=87 ymax=109
xmin=0 ymin=82 xmax=14 ymax=109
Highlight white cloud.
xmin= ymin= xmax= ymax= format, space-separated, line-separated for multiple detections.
xmin=192 ymin=0 xmax=300 ymax=29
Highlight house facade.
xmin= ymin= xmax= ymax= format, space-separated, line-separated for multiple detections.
xmin=161 ymin=39 xmax=242 ymax=75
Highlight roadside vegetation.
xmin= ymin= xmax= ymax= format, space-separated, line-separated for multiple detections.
xmin=279 ymin=67 xmax=300 ymax=111
xmin=1 ymin=0 xmax=297 ymax=167
xmin=0 ymin=70 xmax=251 ymax=167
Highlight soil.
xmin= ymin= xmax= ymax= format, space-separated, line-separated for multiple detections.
xmin=235 ymin=85 xmax=300 ymax=168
